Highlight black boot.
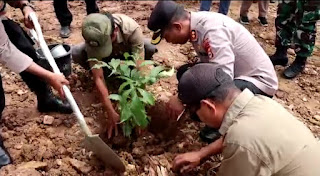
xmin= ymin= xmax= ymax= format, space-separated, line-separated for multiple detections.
xmin=37 ymin=87 xmax=73 ymax=114
xmin=283 ymin=56 xmax=307 ymax=79
xmin=199 ymin=126 xmax=221 ymax=144
xmin=0 ymin=136 xmax=11 ymax=169
xmin=270 ymin=46 xmax=289 ymax=66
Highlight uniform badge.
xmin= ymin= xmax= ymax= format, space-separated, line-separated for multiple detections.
xmin=190 ymin=30 xmax=198 ymax=42
xmin=203 ymin=38 xmax=214 ymax=60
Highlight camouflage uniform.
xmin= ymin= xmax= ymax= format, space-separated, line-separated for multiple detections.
xmin=275 ymin=0 xmax=320 ymax=58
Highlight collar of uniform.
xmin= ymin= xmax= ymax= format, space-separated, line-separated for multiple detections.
xmin=219 ymin=89 xmax=254 ymax=136
xmin=190 ymin=12 xmax=197 ymax=31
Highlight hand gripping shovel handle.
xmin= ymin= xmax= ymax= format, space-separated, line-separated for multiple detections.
xmin=29 ymin=12 xmax=92 ymax=136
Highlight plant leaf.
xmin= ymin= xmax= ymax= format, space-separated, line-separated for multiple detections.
xmin=123 ymin=52 xmax=131 ymax=60
xmin=139 ymin=60 xmax=154 ymax=67
xmin=120 ymin=105 xmax=132 ymax=123
xmin=137 ymin=88 xmax=155 ymax=106
xmin=150 ymin=66 xmax=165 ymax=78
xmin=158 ymin=67 xmax=175 ymax=77
xmin=125 ymin=60 xmax=136 ymax=67
xmin=108 ymin=59 xmax=121 ymax=70
xmin=130 ymin=69 xmax=140 ymax=80
xmin=130 ymin=95 xmax=148 ymax=127
xmin=119 ymin=81 xmax=132 ymax=93
xmin=122 ymin=88 xmax=133 ymax=101
xmin=117 ymin=76 xmax=134 ymax=83
xmin=109 ymin=94 xmax=122 ymax=101
xmin=120 ymin=64 xmax=130 ymax=77
xmin=123 ymin=121 xmax=133 ymax=137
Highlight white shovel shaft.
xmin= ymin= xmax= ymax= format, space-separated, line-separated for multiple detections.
xmin=29 ymin=12 xmax=92 ymax=136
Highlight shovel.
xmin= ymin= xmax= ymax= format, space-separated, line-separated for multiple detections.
xmin=28 ymin=12 xmax=125 ymax=172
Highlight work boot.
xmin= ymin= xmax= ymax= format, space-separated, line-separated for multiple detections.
xmin=270 ymin=46 xmax=289 ymax=66
xmin=60 ymin=26 xmax=71 ymax=38
xmin=37 ymin=87 xmax=73 ymax=114
xmin=199 ymin=126 xmax=221 ymax=144
xmin=283 ymin=56 xmax=307 ymax=79
xmin=0 ymin=136 xmax=11 ymax=169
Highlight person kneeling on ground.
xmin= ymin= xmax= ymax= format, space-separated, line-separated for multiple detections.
xmin=173 ymin=63 xmax=320 ymax=175
xmin=148 ymin=1 xmax=278 ymax=144
xmin=72 ymin=13 xmax=157 ymax=138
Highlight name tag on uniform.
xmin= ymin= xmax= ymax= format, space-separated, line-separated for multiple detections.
xmin=203 ymin=38 xmax=214 ymax=59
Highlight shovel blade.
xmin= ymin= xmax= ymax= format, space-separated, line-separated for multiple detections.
xmin=84 ymin=134 xmax=125 ymax=172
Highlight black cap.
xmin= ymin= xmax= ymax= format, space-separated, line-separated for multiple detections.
xmin=148 ymin=1 xmax=184 ymax=45
xmin=178 ymin=63 xmax=233 ymax=105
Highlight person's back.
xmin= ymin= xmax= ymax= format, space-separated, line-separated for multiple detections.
xmin=190 ymin=11 xmax=277 ymax=96
xmin=220 ymin=91 xmax=320 ymax=175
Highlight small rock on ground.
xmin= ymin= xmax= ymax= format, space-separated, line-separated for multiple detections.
xmin=43 ymin=115 xmax=55 ymax=125
xmin=68 ymin=158 xmax=92 ymax=174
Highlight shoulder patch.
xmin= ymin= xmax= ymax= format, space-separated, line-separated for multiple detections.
xmin=203 ymin=38 xmax=214 ymax=59
xmin=190 ymin=30 xmax=198 ymax=42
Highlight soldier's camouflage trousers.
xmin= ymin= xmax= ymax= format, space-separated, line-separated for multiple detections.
xmin=275 ymin=0 xmax=320 ymax=57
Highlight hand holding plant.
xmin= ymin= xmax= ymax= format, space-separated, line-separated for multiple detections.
xmin=89 ymin=52 xmax=174 ymax=137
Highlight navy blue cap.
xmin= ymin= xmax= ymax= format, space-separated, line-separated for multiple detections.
xmin=148 ymin=1 xmax=184 ymax=45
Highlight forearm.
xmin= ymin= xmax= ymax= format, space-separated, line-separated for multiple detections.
xmin=198 ymin=137 xmax=224 ymax=160
xmin=25 ymin=62 xmax=53 ymax=82
xmin=95 ymin=78 xmax=116 ymax=114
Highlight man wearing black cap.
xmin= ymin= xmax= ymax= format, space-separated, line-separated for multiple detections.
xmin=148 ymin=1 xmax=278 ymax=143
xmin=173 ymin=63 xmax=320 ymax=175
xmin=148 ymin=1 xmax=277 ymax=97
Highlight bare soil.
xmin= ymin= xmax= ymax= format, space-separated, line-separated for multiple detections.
xmin=0 ymin=1 xmax=319 ymax=176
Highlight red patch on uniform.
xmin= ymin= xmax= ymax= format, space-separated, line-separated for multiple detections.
xmin=203 ymin=38 xmax=214 ymax=59
xmin=190 ymin=30 xmax=198 ymax=42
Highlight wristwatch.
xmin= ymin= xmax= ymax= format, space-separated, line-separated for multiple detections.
xmin=20 ymin=2 xmax=35 ymax=11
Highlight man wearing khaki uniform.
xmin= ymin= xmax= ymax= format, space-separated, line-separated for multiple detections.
xmin=173 ymin=63 xmax=320 ymax=175
xmin=72 ymin=13 xmax=157 ymax=138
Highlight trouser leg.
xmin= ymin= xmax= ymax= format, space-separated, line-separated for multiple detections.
xmin=71 ymin=43 xmax=91 ymax=69
xmin=275 ymin=1 xmax=296 ymax=48
xmin=218 ymin=0 xmax=231 ymax=15
xmin=200 ymin=0 xmax=212 ymax=11
xmin=54 ymin=0 xmax=72 ymax=27
xmin=294 ymin=1 xmax=320 ymax=58
xmin=144 ymin=39 xmax=158 ymax=60
xmin=240 ymin=0 xmax=253 ymax=17
xmin=258 ymin=0 xmax=270 ymax=17
xmin=84 ymin=0 xmax=99 ymax=15
xmin=234 ymin=79 xmax=272 ymax=97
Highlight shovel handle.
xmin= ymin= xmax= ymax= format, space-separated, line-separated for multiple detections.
xmin=29 ymin=12 xmax=92 ymax=136
xmin=63 ymin=86 xmax=92 ymax=135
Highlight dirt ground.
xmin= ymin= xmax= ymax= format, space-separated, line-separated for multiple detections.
xmin=0 ymin=1 xmax=319 ymax=176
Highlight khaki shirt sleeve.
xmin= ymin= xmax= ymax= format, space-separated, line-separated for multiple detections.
xmin=217 ymin=143 xmax=272 ymax=176
xmin=128 ymin=26 xmax=145 ymax=58
xmin=203 ymin=27 xmax=235 ymax=78
xmin=0 ymin=21 xmax=33 ymax=73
